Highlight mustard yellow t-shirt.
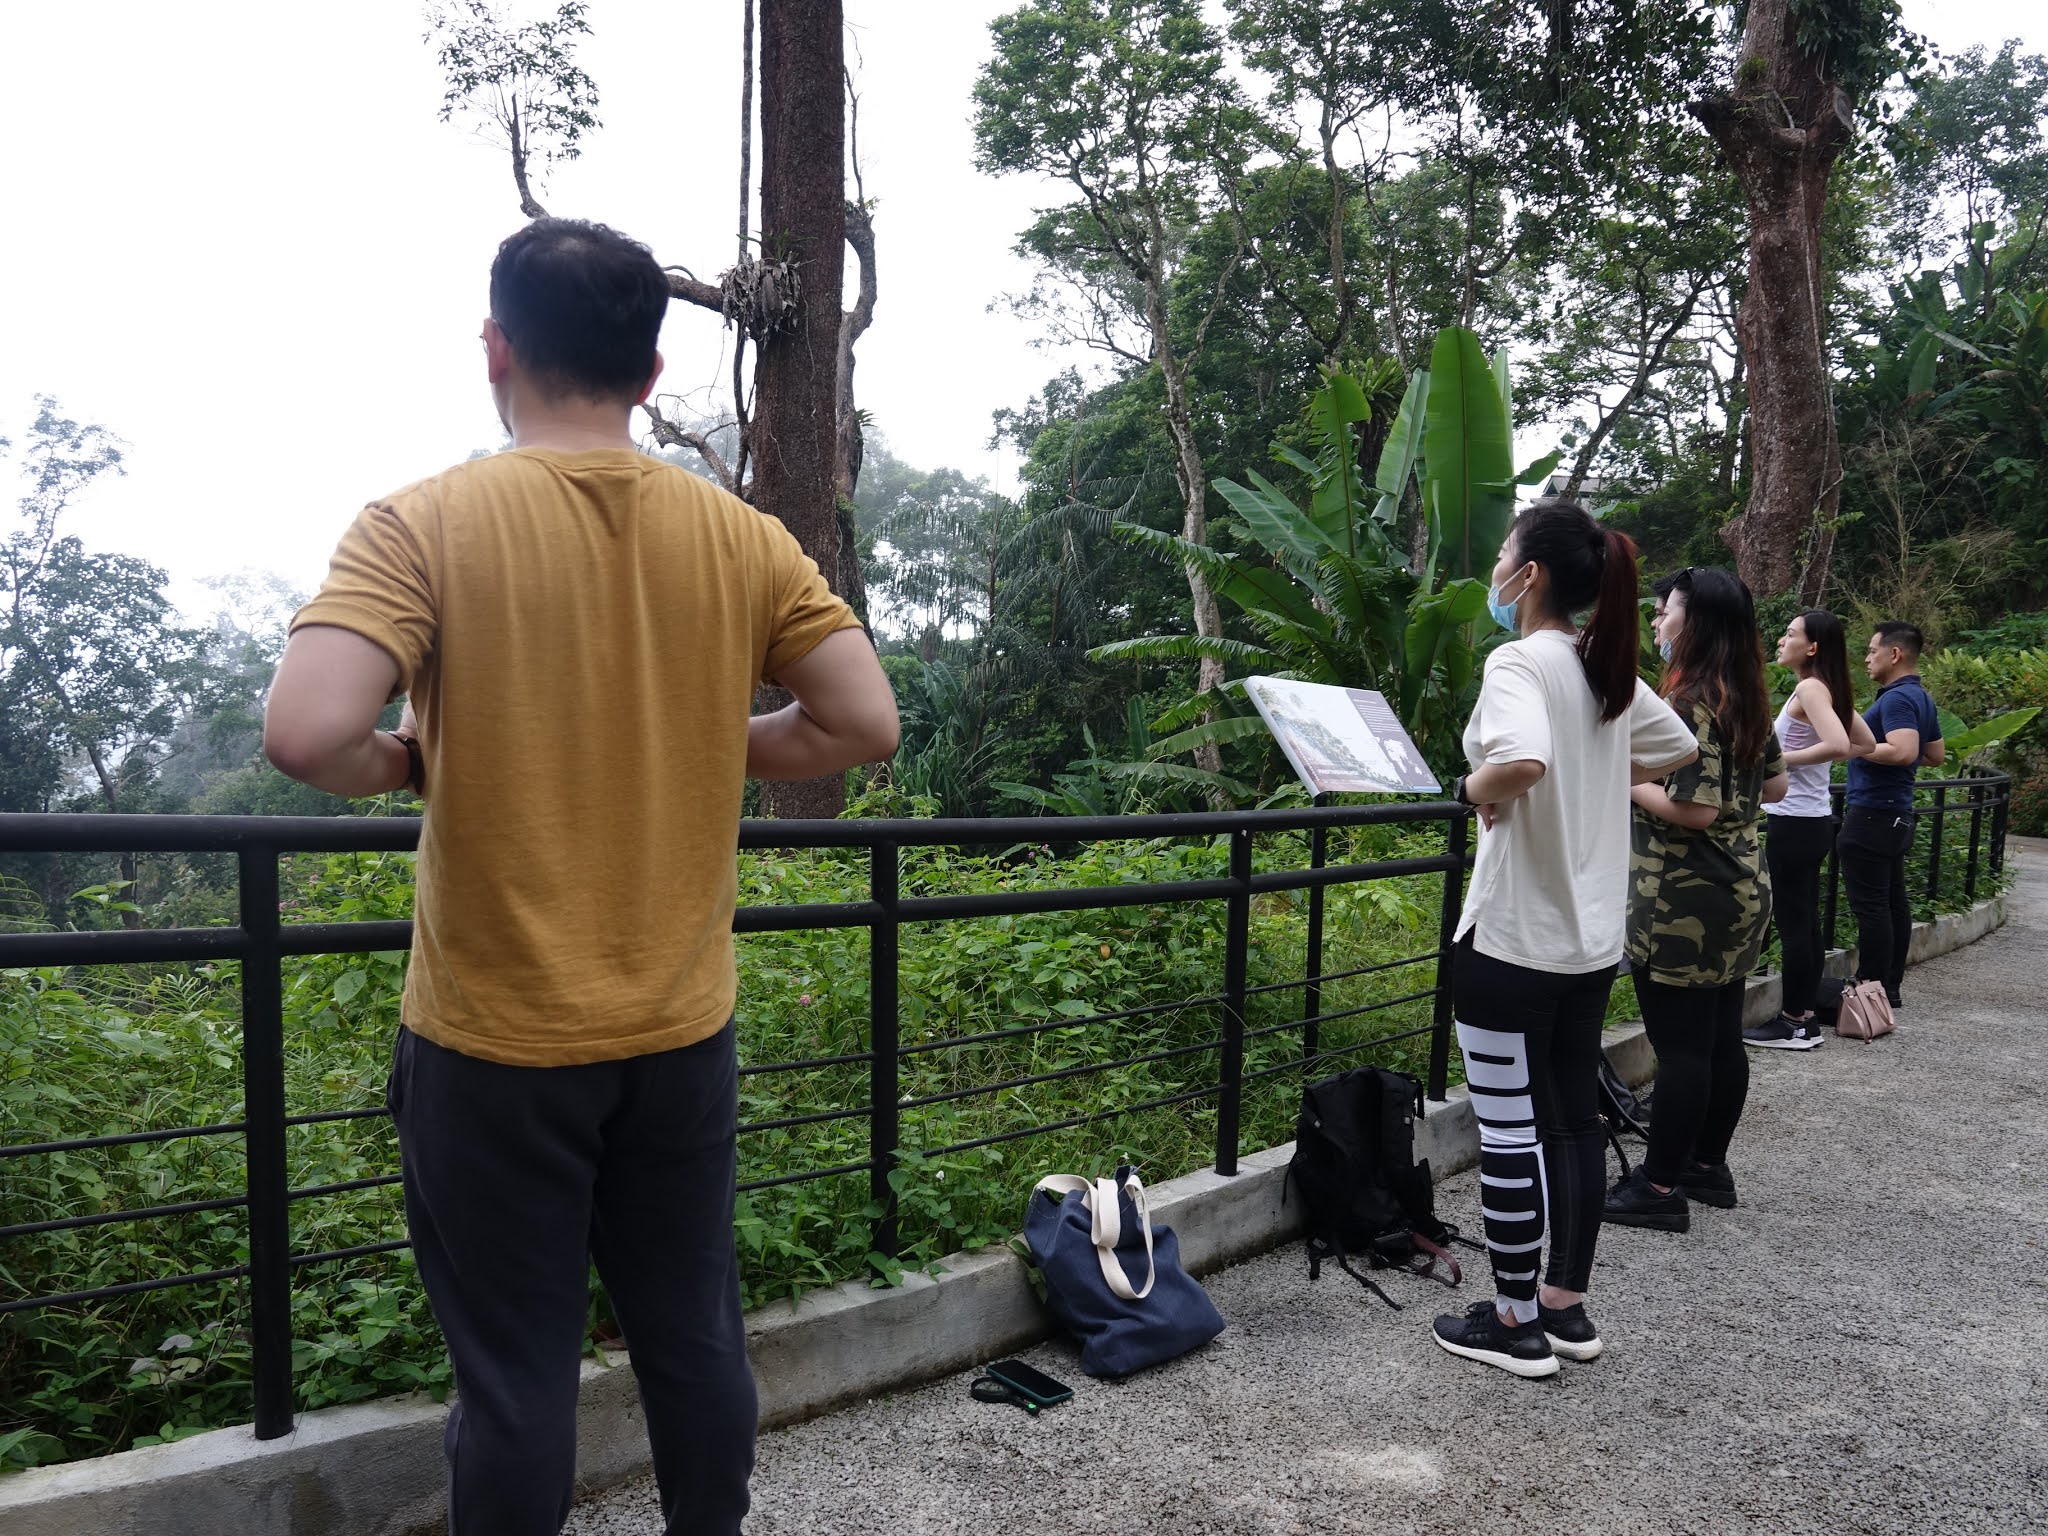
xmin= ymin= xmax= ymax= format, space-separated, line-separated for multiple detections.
xmin=292 ymin=447 xmax=859 ymax=1067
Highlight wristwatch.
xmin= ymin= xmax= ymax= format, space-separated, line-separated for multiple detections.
xmin=1449 ymin=774 xmax=1473 ymax=807
xmin=387 ymin=732 xmax=425 ymax=796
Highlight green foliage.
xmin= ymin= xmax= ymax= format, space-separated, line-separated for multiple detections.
xmin=1920 ymin=646 xmax=2048 ymax=834
xmin=1093 ymin=336 xmax=1526 ymax=784
xmin=427 ymin=1 xmax=600 ymax=170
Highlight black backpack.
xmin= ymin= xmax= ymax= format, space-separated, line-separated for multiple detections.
xmin=1284 ymin=1065 xmax=1464 ymax=1308
xmin=1596 ymin=1058 xmax=1653 ymax=1178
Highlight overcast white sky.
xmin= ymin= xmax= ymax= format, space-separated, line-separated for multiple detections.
xmin=0 ymin=0 xmax=2037 ymax=623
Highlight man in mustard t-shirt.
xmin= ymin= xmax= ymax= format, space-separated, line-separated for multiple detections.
xmin=264 ymin=218 xmax=899 ymax=1536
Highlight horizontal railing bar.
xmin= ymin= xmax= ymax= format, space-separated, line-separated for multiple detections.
xmin=283 ymin=1107 xmax=391 ymax=1129
xmin=0 ymin=1193 xmax=249 ymax=1240
xmin=894 ymin=1036 xmax=1224 ymax=1112
xmin=1248 ymin=854 xmax=1459 ymax=894
xmin=1242 ymin=989 xmax=1441 ymax=1042
xmin=895 ymin=993 xmax=1220 ymax=1057
xmin=0 ymin=814 xmax=424 ymax=854
xmin=287 ymin=1175 xmax=401 ymax=1202
xmin=0 ymin=1264 xmax=251 ymax=1315
xmin=898 ymin=879 xmax=1241 ymax=922
xmin=289 ymin=1240 xmax=410 ymax=1268
xmin=738 ymin=1104 xmax=871 ymax=1135
xmin=734 ymin=901 xmax=883 ymax=934
xmin=280 ymin=922 xmax=413 ymax=956
xmin=0 ymin=1121 xmax=248 ymax=1160
xmin=1243 ymin=952 xmax=1439 ymax=997
xmin=738 ymin=801 xmax=1467 ymax=848
xmin=736 ymin=1158 xmax=874 ymax=1193
xmin=1239 ymin=1026 xmax=1440 ymax=1089
xmin=0 ymin=927 xmax=248 ymax=966
xmin=737 ymin=1049 xmax=875 ymax=1077
xmin=917 ymin=1083 xmax=1223 ymax=1160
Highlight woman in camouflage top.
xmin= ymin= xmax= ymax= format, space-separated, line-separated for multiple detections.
xmin=1605 ymin=567 xmax=1788 ymax=1233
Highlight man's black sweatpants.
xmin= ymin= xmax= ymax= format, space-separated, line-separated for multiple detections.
xmin=388 ymin=1021 xmax=757 ymax=1536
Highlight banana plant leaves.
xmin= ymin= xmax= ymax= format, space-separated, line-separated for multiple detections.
xmin=1422 ymin=327 xmax=1515 ymax=585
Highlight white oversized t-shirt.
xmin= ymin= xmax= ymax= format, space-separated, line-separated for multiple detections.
xmin=1455 ymin=627 xmax=1695 ymax=974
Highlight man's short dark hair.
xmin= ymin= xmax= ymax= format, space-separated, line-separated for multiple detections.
xmin=488 ymin=219 xmax=668 ymax=402
xmin=1873 ymin=620 xmax=1925 ymax=659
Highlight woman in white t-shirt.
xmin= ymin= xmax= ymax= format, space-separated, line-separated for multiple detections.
xmin=1430 ymin=500 xmax=1696 ymax=1379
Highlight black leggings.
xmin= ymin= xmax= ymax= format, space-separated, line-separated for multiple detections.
xmin=1635 ymin=974 xmax=1750 ymax=1189
xmin=1452 ymin=935 xmax=1616 ymax=1301
xmin=1765 ymin=813 xmax=1835 ymax=1016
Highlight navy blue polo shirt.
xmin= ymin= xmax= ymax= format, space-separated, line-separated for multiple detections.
xmin=1846 ymin=674 xmax=1941 ymax=811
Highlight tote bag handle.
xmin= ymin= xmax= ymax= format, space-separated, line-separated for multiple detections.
xmin=1034 ymin=1171 xmax=1157 ymax=1301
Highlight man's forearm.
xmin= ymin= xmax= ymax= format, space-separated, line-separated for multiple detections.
xmin=747 ymin=703 xmax=888 ymax=781
xmin=271 ymin=729 xmax=411 ymax=799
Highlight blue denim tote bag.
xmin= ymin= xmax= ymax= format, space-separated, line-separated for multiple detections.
xmin=1024 ymin=1165 xmax=1224 ymax=1378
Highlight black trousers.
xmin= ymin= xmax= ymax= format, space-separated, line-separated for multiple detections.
xmin=388 ymin=1023 xmax=757 ymax=1536
xmin=1764 ymin=813 xmax=1836 ymax=1016
xmin=1451 ymin=935 xmax=1615 ymax=1299
xmin=1837 ymin=805 xmax=1915 ymax=997
xmin=1635 ymin=975 xmax=1749 ymax=1189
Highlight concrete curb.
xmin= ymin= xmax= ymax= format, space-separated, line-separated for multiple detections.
xmin=0 ymin=894 xmax=2007 ymax=1536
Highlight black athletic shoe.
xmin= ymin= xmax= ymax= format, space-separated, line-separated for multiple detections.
xmin=1745 ymin=1014 xmax=1824 ymax=1050
xmin=1603 ymin=1168 xmax=1690 ymax=1232
xmin=1539 ymin=1302 xmax=1604 ymax=1362
xmin=1887 ymin=992 xmax=1905 ymax=1011
xmin=1677 ymin=1160 xmax=1737 ymax=1209
xmin=1432 ymin=1300 xmax=1561 ymax=1379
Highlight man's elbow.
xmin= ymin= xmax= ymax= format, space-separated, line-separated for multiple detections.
xmin=860 ymin=708 xmax=901 ymax=764
xmin=262 ymin=721 xmax=315 ymax=784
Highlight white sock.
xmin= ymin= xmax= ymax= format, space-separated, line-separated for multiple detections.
xmin=1499 ymin=1296 xmax=1537 ymax=1326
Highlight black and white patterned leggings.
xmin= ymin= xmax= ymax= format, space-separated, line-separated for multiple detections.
xmin=1452 ymin=935 xmax=1616 ymax=1322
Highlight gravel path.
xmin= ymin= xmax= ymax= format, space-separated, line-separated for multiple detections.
xmin=568 ymin=842 xmax=2048 ymax=1536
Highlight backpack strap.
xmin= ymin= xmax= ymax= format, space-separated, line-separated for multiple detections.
xmin=1333 ymin=1253 xmax=1401 ymax=1310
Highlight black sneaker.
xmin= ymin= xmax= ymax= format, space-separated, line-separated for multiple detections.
xmin=1886 ymin=992 xmax=1905 ymax=1012
xmin=1677 ymin=1160 xmax=1737 ymax=1209
xmin=1603 ymin=1168 xmax=1690 ymax=1232
xmin=1539 ymin=1302 xmax=1603 ymax=1361
xmin=1745 ymin=1014 xmax=1824 ymax=1050
xmin=1431 ymin=1300 xmax=1560 ymax=1379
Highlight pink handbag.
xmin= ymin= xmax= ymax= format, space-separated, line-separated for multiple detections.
xmin=1835 ymin=980 xmax=1896 ymax=1041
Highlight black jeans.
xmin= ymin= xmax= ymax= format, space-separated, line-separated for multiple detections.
xmin=388 ymin=1023 xmax=757 ymax=1536
xmin=1635 ymin=975 xmax=1749 ymax=1189
xmin=1451 ymin=935 xmax=1616 ymax=1298
xmin=1837 ymin=805 xmax=1915 ymax=997
xmin=1765 ymin=813 xmax=1836 ymax=1017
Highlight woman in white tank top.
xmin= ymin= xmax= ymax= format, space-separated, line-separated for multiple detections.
xmin=1750 ymin=610 xmax=1875 ymax=1049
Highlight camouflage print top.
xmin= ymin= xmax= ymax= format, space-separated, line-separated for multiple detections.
xmin=1626 ymin=701 xmax=1785 ymax=987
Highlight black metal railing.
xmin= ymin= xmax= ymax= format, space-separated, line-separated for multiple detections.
xmin=1819 ymin=773 xmax=2013 ymax=949
xmin=0 ymin=771 xmax=2011 ymax=1443
xmin=0 ymin=799 xmax=1470 ymax=1441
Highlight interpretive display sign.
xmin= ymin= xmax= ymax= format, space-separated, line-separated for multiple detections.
xmin=1243 ymin=676 xmax=1441 ymax=797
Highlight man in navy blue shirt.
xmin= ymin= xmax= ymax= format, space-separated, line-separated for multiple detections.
xmin=1839 ymin=621 xmax=1945 ymax=1008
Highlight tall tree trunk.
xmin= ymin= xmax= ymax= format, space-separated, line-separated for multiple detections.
xmin=753 ymin=0 xmax=849 ymax=819
xmin=1691 ymin=0 xmax=1852 ymax=599
xmin=1156 ymin=354 xmax=1226 ymax=779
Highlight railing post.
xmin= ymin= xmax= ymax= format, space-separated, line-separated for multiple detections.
xmin=1427 ymin=811 xmax=1469 ymax=1103
xmin=1925 ymin=784 xmax=1946 ymax=905
xmin=868 ymin=841 xmax=900 ymax=1260
xmin=1990 ymin=775 xmax=2010 ymax=879
xmin=1215 ymin=830 xmax=1252 ymax=1177
xmin=1965 ymin=777 xmax=1984 ymax=904
xmin=237 ymin=844 xmax=293 ymax=1441
xmin=1302 ymin=819 xmax=1327 ymax=1059
xmin=1824 ymin=786 xmax=1843 ymax=951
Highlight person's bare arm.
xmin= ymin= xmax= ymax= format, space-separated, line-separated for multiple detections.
xmin=747 ymin=629 xmax=900 ymax=781
xmin=1632 ymin=748 xmax=1698 ymax=784
xmin=1783 ymin=679 xmax=1852 ymax=766
xmin=1863 ymin=726 xmax=1922 ymax=768
xmin=1631 ymin=781 xmax=1718 ymax=829
xmin=1762 ymin=771 xmax=1791 ymax=804
xmin=1920 ymin=737 xmax=1946 ymax=767
xmin=1847 ymin=712 xmax=1876 ymax=758
xmin=263 ymin=626 xmax=409 ymax=797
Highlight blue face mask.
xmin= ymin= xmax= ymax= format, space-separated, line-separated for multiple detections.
xmin=1487 ymin=574 xmax=1524 ymax=634
xmin=1659 ymin=638 xmax=1675 ymax=662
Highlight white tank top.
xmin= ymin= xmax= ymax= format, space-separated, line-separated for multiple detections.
xmin=1768 ymin=697 xmax=1832 ymax=818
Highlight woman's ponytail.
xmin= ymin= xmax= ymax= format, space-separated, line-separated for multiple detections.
xmin=1577 ymin=525 xmax=1641 ymax=723
xmin=1513 ymin=500 xmax=1641 ymax=723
